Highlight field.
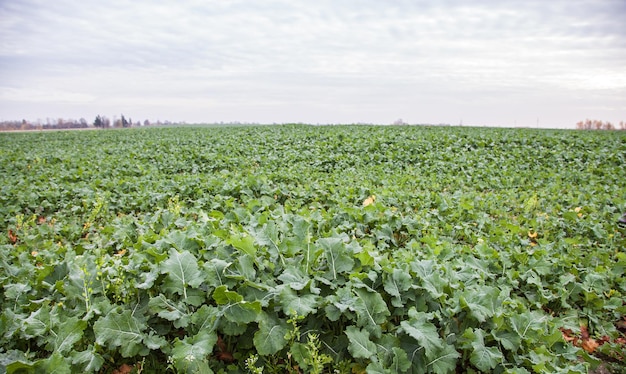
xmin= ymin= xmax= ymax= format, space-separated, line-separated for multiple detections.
xmin=0 ymin=125 xmax=625 ymax=373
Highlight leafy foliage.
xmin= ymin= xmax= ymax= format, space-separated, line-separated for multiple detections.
xmin=0 ymin=125 xmax=625 ymax=372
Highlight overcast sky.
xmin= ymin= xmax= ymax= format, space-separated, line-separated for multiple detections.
xmin=1 ymin=0 xmax=625 ymax=128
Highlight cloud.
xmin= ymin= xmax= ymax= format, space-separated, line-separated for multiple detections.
xmin=1 ymin=0 xmax=625 ymax=126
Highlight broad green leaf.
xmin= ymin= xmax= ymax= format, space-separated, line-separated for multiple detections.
xmin=160 ymin=249 xmax=204 ymax=298
xmin=166 ymin=230 xmax=201 ymax=252
xmin=38 ymin=351 xmax=71 ymax=374
xmin=212 ymin=285 xmax=243 ymax=304
xmin=253 ymin=312 xmax=289 ymax=355
xmin=383 ymin=268 xmax=413 ymax=307
xmin=1 ymin=350 xmax=34 ymax=373
xmin=45 ymin=316 xmax=87 ymax=354
xmin=148 ymin=294 xmax=190 ymax=328
xmin=464 ymin=328 xmax=503 ymax=372
xmin=143 ymin=332 xmax=168 ymax=350
xmin=203 ymin=258 xmax=232 ymax=287
xmin=93 ymin=309 xmax=148 ymax=357
xmin=71 ymin=347 xmax=104 ymax=372
xmin=509 ymin=311 xmax=548 ymax=340
xmin=353 ymin=287 xmax=390 ymax=338
xmin=427 ymin=344 xmax=460 ymax=374
xmin=212 ymin=285 xmax=261 ymax=323
xmin=365 ymin=361 xmax=387 ymax=373
xmin=493 ymin=329 xmax=521 ymax=352
xmin=278 ymin=266 xmax=310 ymax=290
xmin=227 ymin=233 xmax=257 ymax=256
xmin=400 ymin=309 xmax=443 ymax=360
xmin=280 ymin=287 xmax=319 ymax=317
xmin=171 ymin=332 xmax=217 ymax=364
xmin=391 ymin=346 xmax=411 ymax=372
xmin=136 ymin=267 xmax=159 ymax=289
xmin=458 ymin=285 xmax=500 ymax=323
xmin=252 ymin=221 xmax=284 ymax=264
xmin=345 ymin=326 xmax=377 ymax=359
xmin=319 ymin=237 xmax=355 ymax=280
xmin=21 ymin=304 xmax=50 ymax=339
xmin=229 ymin=254 xmax=256 ymax=281
xmin=325 ymin=285 xmax=356 ymax=321
xmin=411 ymin=260 xmax=446 ymax=299
xmin=191 ymin=304 xmax=220 ymax=333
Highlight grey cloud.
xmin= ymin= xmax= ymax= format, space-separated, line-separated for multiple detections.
xmin=0 ymin=0 xmax=624 ymax=126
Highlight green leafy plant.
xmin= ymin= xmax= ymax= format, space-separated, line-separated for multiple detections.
xmin=0 ymin=125 xmax=624 ymax=373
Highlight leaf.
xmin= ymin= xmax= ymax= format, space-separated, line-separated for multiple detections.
xmin=93 ymin=309 xmax=148 ymax=357
xmin=166 ymin=230 xmax=200 ymax=252
xmin=190 ymin=304 xmax=220 ymax=333
xmin=579 ymin=325 xmax=600 ymax=353
xmin=278 ymin=266 xmax=310 ymax=290
xmin=383 ymin=268 xmax=413 ymax=307
xmin=135 ymin=267 xmax=159 ymax=289
xmin=391 ymin=346 xmax=412 ymax=372
xmin=319 ymin=236 xmax=355 ymax=280
xmin=279 ymin=287 xmax=319 ymax=317
xmin=353 ymin=287 xmax=390 ymax=338
xmin=325 ymin=285 xmax=356 ymax=321
xmin=465 ymin=329 xmax=502 ymax=372
xmin=1 ymin=350 xmax=34 ymax=373
xmin=171 ymin=332 xmax=218 ymax=364
xmin=71 ymin=346 xmax=104 ymax=372
xmin=212 ymin=285 xmax=261 ymax=323
xmin=160 ymin=249 xmax=204 ymax=297
xmin=494 ymin=329 xmax=521 ymax=352
xmin=45 ymin=316 xmax=87 ymax=354
xmin=203 ymin=258 xmax=232 ymax=287
xmin=148 ymin=294 xmax=190 ymax=328
xmin=411 ymin=260 xmax=446 ymax=299
xmin=427 ymin=344 xmax=460 ymax=374
xmin=39 ymin=351 xmax=72 ymax=374
xmin=21 ymin=304 xmax=50 ymax=339
xmin=400 ymin=309 xmax=443 ymax=360
xmin=509 ymin=311 xmax=547 ymax=340
xmin=345 ymin=326 xmax=377 ymax=359
xmin=253 ymin=312 xmax=289 ymax=355
xmin=227 ymin=233 xmax=257 ymax=256
xmin=212 ymin=285 xmax=243 ymax=304
xmin=459 ymin=285 xmax=500 ymax=323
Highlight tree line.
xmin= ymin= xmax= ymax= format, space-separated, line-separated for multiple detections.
xmin=576 ymin=119 xmax=626 ymax=130
xmin=0 ymin=115 xmax=176 ymax=131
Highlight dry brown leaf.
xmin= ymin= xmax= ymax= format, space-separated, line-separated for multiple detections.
xmin=581 ymin=337 xmax=600 ymax=353
xmin=8 ymin=229 xmax=17 ymax=243
xmin=112 ymin=363 xmax=133 ymax=374
xmin=362 ymin=195 xmax=376 ymax=207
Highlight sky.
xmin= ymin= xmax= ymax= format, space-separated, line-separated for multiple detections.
xmin=1 ymin=0 xmax=625 ymax=128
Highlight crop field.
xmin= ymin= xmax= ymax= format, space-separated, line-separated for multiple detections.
xmin=0 ymin=124 xmax=625 ymax=373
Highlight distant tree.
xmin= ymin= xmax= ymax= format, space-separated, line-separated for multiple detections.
xmin=94 ymin=115 xmax=103 ymax=128
xmin=94 ymin=115 xmax=110 ymax=128
xmin=144 ymin=119 xmax=150 ymax=126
